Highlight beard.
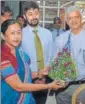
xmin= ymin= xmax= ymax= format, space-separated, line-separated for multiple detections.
xmin=27 ymin=19 xmax=39 ymax=27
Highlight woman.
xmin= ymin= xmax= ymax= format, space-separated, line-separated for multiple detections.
xmin=1 ymin=19 xmax=63 ymax=104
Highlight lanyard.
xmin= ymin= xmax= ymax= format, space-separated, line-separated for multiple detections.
xmin=63 ymin=34 xmax=71 ymax=52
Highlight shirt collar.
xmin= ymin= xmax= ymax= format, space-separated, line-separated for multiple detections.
xmin=27 ymin=25 xmax=40 ymax=32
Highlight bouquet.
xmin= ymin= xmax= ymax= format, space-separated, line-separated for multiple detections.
xmin=47 ymin=48 xmax=76 ymax=81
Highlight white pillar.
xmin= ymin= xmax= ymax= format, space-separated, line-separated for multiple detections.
xmin=57 ymin=0 xmax=60 ymax=17
xmin=43 ymin=1 xmax=45 ymax=28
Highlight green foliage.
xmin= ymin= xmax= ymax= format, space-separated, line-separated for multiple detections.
xmin=48 ymin=48 xmax=76 ymax=81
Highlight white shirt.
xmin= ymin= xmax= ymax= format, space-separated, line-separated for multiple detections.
xmin=21 ymin=25 xmax=54 ymax=72
xmin=55 ymin=29 xmax=85 ymax=80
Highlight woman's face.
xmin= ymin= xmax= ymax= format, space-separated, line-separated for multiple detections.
xmin=4 ymin=23 xmax=22 ymax=48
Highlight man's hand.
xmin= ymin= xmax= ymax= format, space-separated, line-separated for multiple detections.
xmin=38 ymin=68 xmax=49 ymax=78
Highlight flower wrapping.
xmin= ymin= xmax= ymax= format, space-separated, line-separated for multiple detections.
xmin=47 ymin=48 xmax=76 ymax=81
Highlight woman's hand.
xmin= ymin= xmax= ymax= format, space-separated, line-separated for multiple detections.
xmin=47 ymin=80 xmax=67 ymax=90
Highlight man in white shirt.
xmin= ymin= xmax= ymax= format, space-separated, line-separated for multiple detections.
xmin=55 ymin=6 xmax=85 ymax=104
xmin=21 ymin=1 xmax=55 ymax=104
xmin=21 ymin=1 xmax=54 ymax=79
xmin=52 ymin=17 xmax=65 ymax=42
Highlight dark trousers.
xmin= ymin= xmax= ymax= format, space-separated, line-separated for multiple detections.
xmin=32 ymin=76 xmax=53 ymax=104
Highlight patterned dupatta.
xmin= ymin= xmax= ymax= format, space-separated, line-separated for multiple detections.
xmin=16 ymin=48 xmax=35 ymax=104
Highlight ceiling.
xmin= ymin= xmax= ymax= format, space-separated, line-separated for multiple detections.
xmin=36 ymin=0 xmax=85 ymax=8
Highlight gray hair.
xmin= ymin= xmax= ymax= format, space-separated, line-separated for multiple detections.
xmin=66 ymin=6 xmax=82 ymax=16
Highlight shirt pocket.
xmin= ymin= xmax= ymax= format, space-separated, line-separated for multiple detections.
xmin=77 ymin=49 xmax=85 ymax=65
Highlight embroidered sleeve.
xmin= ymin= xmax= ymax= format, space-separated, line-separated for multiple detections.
xmin=1 ymin=60 xmax=16 ymax=79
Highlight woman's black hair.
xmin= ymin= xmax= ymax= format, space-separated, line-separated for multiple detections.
xmin=1 ymin=19 xmax=20 ymax=34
